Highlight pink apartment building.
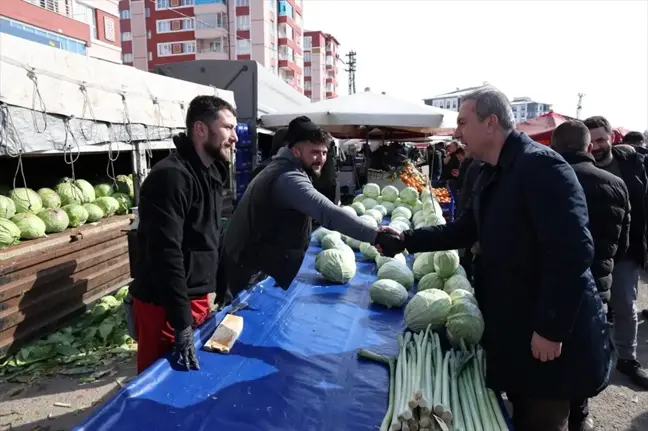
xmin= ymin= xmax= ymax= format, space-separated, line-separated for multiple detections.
xmin=303 ymin=30 xmax=339 ymax=101
xmin=119 ymin=0 xmax=304 ymax=93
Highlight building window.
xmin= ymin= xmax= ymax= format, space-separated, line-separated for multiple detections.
xmin=121 ymin=32 xmax=132 ymax=41
xmin=278 ymin=1 xmax=293 ymax=18
xmin=326 ymin=83 xmax=333 ymax=92
xmin=73 ymin=2 xmax=97 ymax=39
xmin=148 ymin=30 xmax=152 ymax=39
xmin=146 ymin=8 xmax=150 ymax=17
xmin=303 ymin=51 xmax=311 ymax=62
xmin=304 ymin=80 xmax=311 ymax=91
xmin=267 ymin=19 xmax=275 ymax=36
xmin=235 ymin=0 xmax=249 ymax=6
xmin=304 ymin=66 xmax=311 ymax=76
xmin=236 ymin=15 xmax=250 ymax=30
xmin=148 ymin=51 xmax=153 ymax=60
xmin=122 ymin=53 xmax=134 ymax=63
xmin=294 ymin=12 xmax=302 ymax=27
xmin=279 ymin=45 xmax=293 ymax=61
xmin=278 ymin=23 xmax=293 ymax=40
xmin=326 ymin=55 xmax=334 ymax=66
xmin=236 ymin=39 xmax=251 ymax=54
xmin=157 ymin=0 xmax=195 ymax=8
xmin=196 ymin=13 xmax=225 ymax=29
xmin=157 ymin=41 xmax=196 ymax=56
xmin=157 ymin=17 xmax=195 ymax=33
xmin=119 ymin=9 xmax=131 ymax=20
xmin=199 ymin=37 xmax=226 ymax=53
xmin=303 ymin=36 xmax=311 ymax=49
xmin=268 ymin=0 xmax=275 ymax=13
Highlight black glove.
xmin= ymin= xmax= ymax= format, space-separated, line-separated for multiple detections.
xmin=374 ymin=231 xmax=405 ymax=257
xmin=172 ymin=326 xmax=200 ymax=371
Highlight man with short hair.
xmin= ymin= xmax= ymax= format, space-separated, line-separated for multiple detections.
xmin=386 ymin=88 xmax=612 ymax=431
xmin=551 ymin=120 xmax=631 ymax=430
xmin=220 ymin=116 xmax=402 ymax=302
xmin=584 ymin=116 xmax=648 ymax=390
xmin=129 ymin=95 xmax=238 ymax=373
xmin=622 ymin=131 xmax=647 ymax=152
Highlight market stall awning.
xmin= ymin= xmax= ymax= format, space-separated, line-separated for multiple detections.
xmin=260 ymin=91 xmax=458 ymax=139
xmin=515 ymin=111 xmax=571 ymax=144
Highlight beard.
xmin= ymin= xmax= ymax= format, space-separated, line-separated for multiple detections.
xmin=592 ymin=146 xmax=611 ymax=162
xmin=204 ymin=130 xmax=230 ymax=163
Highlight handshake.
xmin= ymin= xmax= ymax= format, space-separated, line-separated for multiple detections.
xmin=373 ymin=226 xmax=406 ymax=257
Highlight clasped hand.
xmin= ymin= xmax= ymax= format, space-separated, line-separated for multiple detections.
xmin=373 ymin=226 xmax=405 ymax=257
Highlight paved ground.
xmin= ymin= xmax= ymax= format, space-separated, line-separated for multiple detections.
xmin=1 ymin=285 xmax=648 ymax=431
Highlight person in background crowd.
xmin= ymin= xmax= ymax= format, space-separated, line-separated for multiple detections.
xmin=455 ymin=153 xmax=484 ymax=282
xmin=441 ymin=141 xmax=464 ymax=197
xmin=385 ymin=88 xmax=612 ymax=431
xmin=427 ymin=143 xmax=444 ymax=183
xmin=251 ymin=128 xmax=289 ymax=180
xmin=129 ymin=96 xmax=238 ymax=374
xmin=219 ymin=116 xmax=403 ymax=304
xmin=551 ymin=120 xmax=631 ymax=431
xmin=584 ymin=116 xmax=648 ymax=389
xmin=622 ymin=131 xmax=647 ymax=153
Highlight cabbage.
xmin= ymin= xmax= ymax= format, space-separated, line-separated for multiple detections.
xmin=381 ymin=185 xmax=399 ymax=202
xmin=373 ymin=205 xmax=387 ymax=217
xmin=417 ymin=272 xmax=445 ymax=292
xmin=399 ymin=187 xmax=419 ymax=205
xmin=404 ymin=289 xmax=452 ymax=332
xmin=340 ymin=206 xmax=357 ymax=217
xmin=446 ymin=301 xmax=485 ymax=347
xmin=391 ymin=206 xmax=412 ymax=220
xmin=362 ymin=198 xmax=378 ymax=210
xmin=391 ymin=216 xmax=411 ymax=228
xmin=345 ymin=236 xmax=363 ymax=250
xmin=449 ymin=289 xmax=478 ymax=307
xmin=94 ymin=183 xmax=114 ymax=198
xmin=351 ymin=202 xmax=365 ymax=216
xmin=375 ymin=253 xmax=406 ymax=269
xmin=94 ymin=196 xmax=120 ymax=217
xmin=112 ymin=192 xmax=133 ymax=215
xmin=444 ymin=274 xmax=473 ymax=294
xmin=339 ymin=244 xmax=356 ymax=262
xmin=359 ymin=214 xmax=379 ymax=229
xmin=0 ymin=195 xmax=16 ymax=219
xmin=353 ymin=194 xmax=365 ymax=203
xmin=388 ymin=220 xmax=410 ymax=233
xmin=10 ymin=188 xmax=43 ymax=214
xmin=316 ymin=248 xmax=356 ymax=283
xmin=421 ymin=188 xmax=432 ymax=200
xmin=377 ymin=260 xmax=414 ymax=290
xmin=412 ymin=252 xmax=436 ymax=280
xmin=116 ymin=174 xmax=134 ymax=198
xmin=62 ymin=204 xmax=89 ymax=227
xmin=364 ymin=209 xmax=383 ymax=224
xmin=454 ymin=265 xmax=467 ymax=278
xmin=37 ymin=208 xmax=70 ymax=233
xmin=56 ymin=181 xmax=84 ymax=206
xmin=370 ymin=279 xmax=408 ymax=308
xmin=37 ymin=188 xmax=61 ymax=209
xmin=115 ymin=286 xmax=129 ymax=301
xmin=74 ymin=179 xmax=96 ymax=203
xmin=359 ymin=242 xmax=379 ymax=260
xmin=314 ymin=227 xmax=335 ymax=243
xmin=321 ymin=233 xmax=346 ymax=250
xmin=0 ymin=218 xmax=21 ymax=248
xmin=433 ymin=250 xmax=460 ymax=278
xmin=363 ymin=183 xmax=381 ymax=199
xmin=381 ymin=201 xmax=395 ymax=215
xmin=10 ymin=213 xmax=46 ymax=239
xmin=83 ymin=203 xmax=105 ymax=223
xmin=412 ymin=200 xmax=423 ymax=214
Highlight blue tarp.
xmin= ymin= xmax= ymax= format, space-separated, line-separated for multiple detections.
xmin=77 ymin=239 xmax=511 ymax=431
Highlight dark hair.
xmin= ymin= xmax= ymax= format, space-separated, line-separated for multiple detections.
xmin=622 ymin=131 xmax=646 ymax=146
xmin=551 ymin=120 xmax=591 ymax=153
xmin=269 ymin=128 xmax=289 ymax=156
xmin=455 ymin=146 xmax=466 ymax=156
xmin=185 ymin=95 xmax=237 ymax=137
xmin=583 ymin=116 xmax=612 ymax=134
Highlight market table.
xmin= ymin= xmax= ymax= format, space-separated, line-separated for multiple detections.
xmin=75 ymin=237 xmax=511 ymax=431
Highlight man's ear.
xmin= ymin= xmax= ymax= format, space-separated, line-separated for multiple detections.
xmin=586 ymin=143 xmax=593 ymax=153
xmin=290 ymin=146 xmax=300 ymax=158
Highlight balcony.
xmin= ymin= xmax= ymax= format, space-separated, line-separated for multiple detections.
xmin=194 ymin=0 xmax=226 ymax=14
xmin=196 ymin=37 xmax=228 ymax=59
xmin=194 ymin=12 xmax=228 ymax=38
xmin=24 ymin=0 xmax=71 ymax=17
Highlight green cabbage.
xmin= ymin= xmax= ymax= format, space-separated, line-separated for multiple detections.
xmin=399 ymin=187 xmax=419 ymax=205
xmin=62 ymin=204 xmax=88 ymax=227
xmin=391 ymin=206 xmax=412 ymax=220
xmin=449 ymin=289 xmax=478 ymax=307
xmin=377 ymin=260 xmax=414 ymax=290
xmin=381 ymin=201 xmax=395 ymax=215
xmin=363 ymin=209 xmax=383 ymax=224
xmin=321 ymin=233 xmax=346 ymax=250
xmin=433 ymin=250 xmax=460 ymax=278
xmin=362 ymin=198 xmax=378 ymax=210
xmin=111 ymin=193 xmax=133 ymax=215
xmin=412 ymin=200 xmax=423 ymax=214
xmin=94 ymin=196 xmax=120 ymax=217
xmin=10 ymin=188 xmax=43 ymax=214
xmin=345 ymin=236 xmax=363 ymax=250
xmin=454 ymin=265 xmax=467 ymax=278
xmin=412 ymin=252 xmax=436 ymax=280
xmin=73 ymin=179 xmax=96 ymax=203
xmin=370 ymin=279 xmax=408 ymax=308
xmin=116 ymin=174 xmax=134 ymax=198
xmin=353 ymin=194 xmax=365 ymax=203
xmin=444 ymin=274 xmax=473 ymax=294
xmin=404 ymin=289 xmax=452 ymax=332
xmin=340 ymin=206 xmax=357 ymax=217
xmin=56 ymin=181 xmax=84 ymax=206
xmin=391 ymin=216 xmax=411 ymax=228
xmin=420 ymin=188 xmax=432 ymax=200
xmin=380 ymin=185 xmax=399 ymax=202
xmin=37 ymin=188 xmax=61 ymax=209
xmin=417 ymin=272 xmax=445 ymax=292
xmin=375 ymin=253 xmax=406 ymax=269
xmin=114 ymin=286 xmax=129 ymax=301
xmin=351 ymin=202 xmax=365 ymax=216
xmin=94 ymin=183 xmax=114 ymax=198
xmin=388 ymin=220 xmax=410 ymax=233
xmin=359 ymin=214 xmax=379 ymax=229
xmin=83 ymin=203 xmax=105 ymax=223
xmin=373 ymin=205 xmax=387 ymax=217
xmin=359 ymin=242 xmax=379 ymax=260
xmin=316 ymin=248 xmax=356 ymax=283
xmin=37 ymin=208 xmax=70 ymax=233
xmin=362 ymin=183 xmax=381 ymax=199
xmin=11 ymin=213 xmax=46 ymax=239
xmin=0 ymin=195 xmax=16 ymax=219
xmin=0 ymin=218 xmax=21 ymax=248
xmin=446 ymin=301 xmax=485 ymax=347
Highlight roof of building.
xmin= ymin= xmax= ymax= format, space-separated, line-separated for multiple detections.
xmin=510 ymin=97 xmax=552 ymax=106
xmin=425 ymin=84 xmax=493 ymax=100
xmin=304 ymin=30 xmax=341 ymax=46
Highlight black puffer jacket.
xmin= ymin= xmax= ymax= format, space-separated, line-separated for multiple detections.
xmin=560 ymin=151 xmax=631 ymax=299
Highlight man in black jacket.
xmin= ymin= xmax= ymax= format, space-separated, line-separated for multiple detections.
xmin=455 ymin=156 xmax=484 ymax=282
xmin=585 ymin=116 xmax=648 ymax=390
xmin=551 ymin=120 xmax=631 ymax=430
xmin=129 ymin=95 xmax=237 ymax=374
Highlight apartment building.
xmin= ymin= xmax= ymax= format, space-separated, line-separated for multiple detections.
xmin=119 ymin=0 xmax=304 ymax=92
xmin=0 ymin=0 xmax=122 ymax=63
xmin=303 ymin=30 xmax=339 ymax=101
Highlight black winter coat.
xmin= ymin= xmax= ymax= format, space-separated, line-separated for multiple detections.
xmin=456 ymin=158 xmax=484 ymax=218
xmin=560 ymin=151 xmax=630 ymax=299
xmin=403 ymin=131 xmax=612 ymax=399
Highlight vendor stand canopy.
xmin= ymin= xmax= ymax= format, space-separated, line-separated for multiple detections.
xmin=515 ymin=112 xmax=571 ymax=145
xmin=260 ymin=90 xmax=458 ymax=139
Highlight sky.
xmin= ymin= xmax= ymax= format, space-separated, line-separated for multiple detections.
xmin=302 ymin=0 xmax=648 ymax=132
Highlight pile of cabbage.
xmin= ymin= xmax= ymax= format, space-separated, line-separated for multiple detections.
xmin=0 ymin=175 xmax=134 ymax=249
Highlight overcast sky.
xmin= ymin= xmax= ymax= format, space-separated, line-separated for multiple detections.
xmin=303 ymin=0 xmax=648 ymax=131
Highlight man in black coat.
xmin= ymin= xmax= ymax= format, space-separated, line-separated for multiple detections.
xmin=551 ymin=120 xmax=631 ymax=430
xmin=585 ymin=116 xmax=648 ymax=390
xmin=455 ymin=156 xmax=484 ymax=282
xmin=385 ymin=88 xmax=612 ymax=431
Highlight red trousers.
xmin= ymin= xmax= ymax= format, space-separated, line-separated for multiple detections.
xmin=133 ymin=295 xmax=211 ymax=374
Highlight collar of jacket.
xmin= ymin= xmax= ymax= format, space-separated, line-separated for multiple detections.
xmin=559 ymin=151 xmax=595 ymax=165
xmin=495 ymin=130 xmax=534 ymax=170
xmin=274 ymin=146 xmax=304 ymax=170
xmin=612 ymin=144 xmax=639 ymax=163
xmin=173 ymin=133 xmax=229 ymax=184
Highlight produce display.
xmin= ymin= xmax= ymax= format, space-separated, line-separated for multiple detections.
xmin=0 ymin=174 xmax=135 ymax=249
xmin=0 ymin=287 xmax=137 ymax=384
xmin=432 ymin=187 xmax=452 ymax=204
